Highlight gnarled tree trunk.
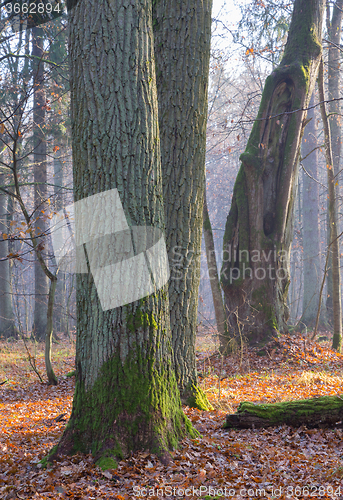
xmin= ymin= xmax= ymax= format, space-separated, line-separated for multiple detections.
xmin=221 ymin=0 xmax=325 ymax=346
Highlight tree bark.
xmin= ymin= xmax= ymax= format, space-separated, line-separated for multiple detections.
xmin=203 ymin=187 xmax=228 ymax=350
xmin=45 ymin=276 xmax=58 ymax=385
xmin=32 ymin=26 xmax=48 ymax=340
xmin=325 ymin=1 xmax=343 ymax=326
xmin=221 ymin=0 xmax=325 ymax=345
xmin=0 ymin=174 xmax=16 ymax=338
xmin=52 ymin=0 xmax=193 ymax=465
xmin=301 ymin=94 xmax=323 ymax=327
xmin=224 ymin=395 xmax=343 ymax=429
xmin=318 ymin=59 xmax=342 ymax=352
xmin=153 ymin=0 xmax=212 ymax=409
xmin=53 ymin=152 xmax=66 ymax=335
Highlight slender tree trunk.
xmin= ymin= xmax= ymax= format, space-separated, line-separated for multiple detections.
xmin=301 ymin=94 xmax=323 ymax=326
xmin=52 ymin=0 xmax=193 ymax=465
xmin=325 ymin=0 xmax=343 ymax=324
xmin=203 ymin=187 xmax=228 ymax=350
xmin=53 ymin=151 xmax=66 ymax=334
xmin=0 ymin=174 xmax=16 ymax=338
xmin=153 ymin=0 xmax=212 ymax=408
xmin=32 ymin=26 xmax=48 ymax=340
xmin=318 ymin=59 xmax=342 ymax=352
xmin=45 ymin=277 xmax=58 ymax=385
xmin=221 ymin=0 xmax=325 ymax=345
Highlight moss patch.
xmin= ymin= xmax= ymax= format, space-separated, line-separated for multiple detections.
xmin=186 ymin=384 xmax=213 ymax=411
xmin=52 ymin=342 xmax=194 ymax=462
xmin=96 ymin=456 xmax=117 ymax=471
xmin=235 ymin=395 xmax=343 ymax=425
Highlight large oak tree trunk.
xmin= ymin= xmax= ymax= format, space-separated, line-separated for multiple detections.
xmin=52 ymin=0 xmax=192 ymax=465
xmin=221 ymin=0 xmax=325 ymax=346
xmin=153 ymin=0 xmax=212 ymax=408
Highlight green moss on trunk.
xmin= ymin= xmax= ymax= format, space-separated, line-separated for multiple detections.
xmin=184 ymin=383 xmax=213 ymax=411
xmin=51 ymin=343 xmax=196 ymax=464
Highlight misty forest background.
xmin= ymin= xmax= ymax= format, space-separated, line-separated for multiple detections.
xmin=0 ymin=0 xmax=341 ymax=346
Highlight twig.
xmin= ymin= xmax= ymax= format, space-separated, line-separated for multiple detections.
xmin=21 ymin=336 xmax=44 ymax=383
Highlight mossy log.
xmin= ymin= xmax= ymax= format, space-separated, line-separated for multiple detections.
xmin=224 ymin=395 xmax=343 ymax=429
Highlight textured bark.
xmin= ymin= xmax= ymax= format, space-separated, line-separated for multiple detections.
xmin=0 ymin=175 xmax=15 ymax=338
xmin=45 ymin=277 xmax=58 ymax=385
xmin=318 ymin=59 xmax=342 ymax=352
xmin=301 ymin=95 xmax=323 ymax=326
xmin=53 ymin=0 xmax=192 ymax=464
xmin=53 ymin=153 xmax=66 ymax=334
xmin=32 ymin=26 xmax=48 ymax=340
xmin=203 ymin=187 xmax=228 ymax=350
xmin=153 ymin=0 xmax=212 ymax=408
xmin=224 ymin=395 xmax=343 ymax=429
xmin=221 ymin=0 xmax=324 ymax=345
xmin=325 ymin=1 xmax=343 ymax=325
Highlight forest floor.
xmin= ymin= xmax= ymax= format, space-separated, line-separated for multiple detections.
xmin=1 ymin=330 xmax=343 ymax=499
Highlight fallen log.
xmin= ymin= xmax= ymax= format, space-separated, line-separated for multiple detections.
xmin=224 ymin=395 xmax=343 ymax=429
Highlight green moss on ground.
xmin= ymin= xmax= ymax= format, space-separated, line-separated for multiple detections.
xmin=234 ymin=395 xmax=343 ymax=425
xmin=96 ymin=456 xmax=117 ymax=470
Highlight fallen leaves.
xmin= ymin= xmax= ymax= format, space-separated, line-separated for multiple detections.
xmin=0 ymin=334 xmax=343 ymax=499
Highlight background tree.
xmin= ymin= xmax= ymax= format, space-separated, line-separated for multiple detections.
xmin=32 ymin=25 xmax=49 ymax=340
xmin=203 ymin=185 xmax=227 ymax=350
xmin=318 ymin=58 xmax=342 ymax=352
xmin=301 ymin=93 xmax=325 ymax=327
xmin=325 ymin=0 xmax=343 ymax=324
